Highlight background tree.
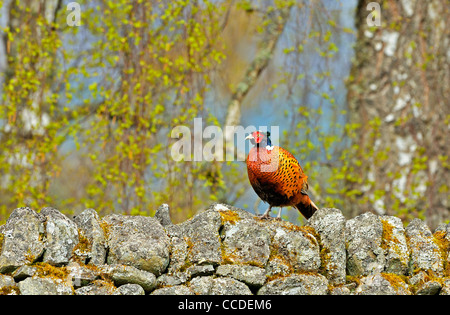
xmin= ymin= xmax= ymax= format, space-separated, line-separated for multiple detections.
xmin=345 ymin=0 xmax=449 ymax=228
xmin=0 ymin=0 xmax=64 ymax=219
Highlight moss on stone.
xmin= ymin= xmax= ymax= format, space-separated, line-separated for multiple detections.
xmin=179 ymin=236 xmax=195 ymax=271
xmin=267 ymin=232 xmax=294 ymax=275
xmin=299 ymin=226 xmax=320 ymax=246
xmin=319 ymin=245 xmax=333 ymax=276
xmin=71 ymin=229 xmax=92 ymax=264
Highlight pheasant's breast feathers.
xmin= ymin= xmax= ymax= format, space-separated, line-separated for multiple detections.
xmin=247 ymin=146 xmax=307 ymax=201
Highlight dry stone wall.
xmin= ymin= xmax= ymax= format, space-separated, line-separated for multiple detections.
xmin=0 ymin=203 xmax=449 ymax=295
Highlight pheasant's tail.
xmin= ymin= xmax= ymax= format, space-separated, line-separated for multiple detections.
xmin=295 ymin=196 xmax=319 ymax=220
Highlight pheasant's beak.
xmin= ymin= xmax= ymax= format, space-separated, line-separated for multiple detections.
xmin=245 ymin=134 xmax=254 ymax=140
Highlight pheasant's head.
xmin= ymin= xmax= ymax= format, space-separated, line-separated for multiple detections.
xmin=246 ymin=131 xmax=272 ymax=148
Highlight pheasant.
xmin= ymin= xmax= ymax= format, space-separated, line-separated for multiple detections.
xmin=246 ymin=130 xmax=319 ymax=219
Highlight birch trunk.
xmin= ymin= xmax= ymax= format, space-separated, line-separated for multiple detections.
xmin=346 ymin=0 xmax=450 ymax=227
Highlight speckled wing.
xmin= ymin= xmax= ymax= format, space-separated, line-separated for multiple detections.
xmin=272 ymin=146 xmax=308 ymax=200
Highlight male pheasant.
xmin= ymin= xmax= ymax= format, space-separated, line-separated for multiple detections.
xmin=246 ymin=131 xmax=318 ymax=219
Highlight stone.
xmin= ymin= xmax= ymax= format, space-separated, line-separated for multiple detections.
xmin=189 ymin=276 xmax=252 ymax=295
xmin=3 ymin=204 xmax=450 ymax=295
xmin=269 ymin=224 xmax=320 ymax=273
xmin=156 ymin=264 xmax=215 ymax=288
xmin=176 ymin=209 xmax=223 ymax=266
xmin=74 ymin=280 xmax=115 ymax=295
xmin=156 ymin=272 xmax=189 ymax=287
xmin=40 ymin=207 xmax=79 ymax=266
xmin=102 ymin=264 xmax=157 ymax=292
xmin=216 ymin=264 xmax=266 ymax=288
xmin=155 ymin=204 xmax=173 ymax=226
xmin=188 ymin=276 xmax=214 ymax=295
xmin=434 ymin=223 xmax=450 ymax=273
xmin=151 ymin=285 xmax=194 ymax=295
xmin=265 ymin=257 xmax=292 ymax=279
xmin=211 ymin=277 xmax=253 ymax=295
xmin=73 ymin=208 xmax=107 ymax=265
xmin=355 ymin=273 xmax=410 ymax=295
xmin=346 ymin=212 xmax=385 ymax=276
xmin=103 ymin=214 xmax=170 ymax=275
xmin=113 ymin=284 xmax=145 ymax=295
xmin=184 ymin=264 xmax=215 ymax=278
xmin=440 ymin=279 xmax=450 ymax=295
xmin=0 ymin=207 xmax=45 ymax=273
xmin=258 ymin=274 xmax=328 ymax=295
xmin=0 ymin=274 xmax=15 ymax=288
xmin=309 ymin=208 xmax=346 ymax=284
xmin=415 ymin=280 xmax=442 ymax=295
xmin=12 ymin=265 xmax=38 ymax=281
xmin=329 ymin=285 xmax=351 ymax=295
xmin=18 ymin=276 xmax=73 ymax=295
xmin=406 ymin=218 xmax=444 ymax=276
xmin=0 ymin=277 xmax=19 ymax=295
xmin=221 ymin=217 xmax=271 ymax=267
xmin=209 ymin=203 xmax=255 ymax=221
xmin=66 ymin=263 xmax=100 ymax=287
xmin=380 ymin=216 xmax=409 ymax=275
xmin=409 ymin=270 xmax=443 ymax=295
xmin=166 ymin=234 xmax=189 ymax=273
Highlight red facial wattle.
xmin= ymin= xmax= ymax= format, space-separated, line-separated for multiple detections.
xmin=253 ymin=131 xmax=263 ymax=144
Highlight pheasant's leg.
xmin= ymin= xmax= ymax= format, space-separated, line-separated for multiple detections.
xmin=277 ymin=207 xmax=283 ymax=219
xmin=261 ymin=205 xmax=272 ymax=218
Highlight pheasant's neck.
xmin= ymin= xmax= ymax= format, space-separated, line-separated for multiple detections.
xmin=255 ymin=137 xmax=272 ymax=148
xmin=249 ymin=146 xmax=276 ymax=163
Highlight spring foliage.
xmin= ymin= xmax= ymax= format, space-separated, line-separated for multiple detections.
xmin=0 ymin=0 xmax=447 ymax=226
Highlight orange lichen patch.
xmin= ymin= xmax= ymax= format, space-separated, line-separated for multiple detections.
xmin=380 ymin=219 xmax=405 ymax=258
xmin=33 ymin=262 xmax=69 ymax=282
xmin=433 ymin=230 xmax=450 ymax=276
xmin=346 ymin=275 xmax=361 ymax=287
xmin=381 ymin=219 xmax=396 ymax=249
xmin=381 ymin=273 xmax=408 ymax=291
xmin=265 ymin=253 xmax=295 ymax=281
xmin=318 ymin=245 xmax=333 ymax=277
xmin=299 ymin=226 xmax=320 ymax=246
xmin=218 ymin=210 xmax=240 ymax=225
xmin=264 ymin=218 xmax=303 ymax=232
xmin=179 ymin=236 xmax=195 ymax=271
xmin=221 ymin=242 xmax=266 ymax=268
xmin=71 ymin=230 xmax=92 ymax=263
xmin=99 ymin=220 xmax=111 ymax=240
xmin=0 ymin=233 xmax=4 ymax=254
xmin=0 ymin=285 xmax=20 ymax=295
xmin=221 ymin=246 xmax=240 ymax=265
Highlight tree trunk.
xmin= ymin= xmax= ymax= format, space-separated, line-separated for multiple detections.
xmin=0 ymin=0 xmax=13 ymax=93
xmin=0 ymin=0 xmax=62 ymax=209
xmin=346 ymin=0 xmax=450 ymax=227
